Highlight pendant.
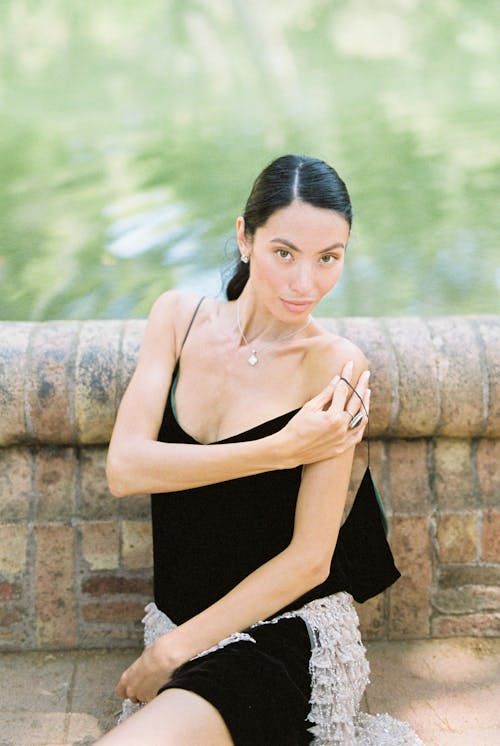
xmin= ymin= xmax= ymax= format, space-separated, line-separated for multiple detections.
xmin=248 ymin=350 xmax=258 ymax=366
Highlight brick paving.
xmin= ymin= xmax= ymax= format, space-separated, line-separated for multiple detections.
xmin=1 ymin=638 xmax=499 ymax=745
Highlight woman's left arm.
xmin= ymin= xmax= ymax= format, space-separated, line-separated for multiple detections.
xmin=116 ymin=393 xmax=363 ymax=703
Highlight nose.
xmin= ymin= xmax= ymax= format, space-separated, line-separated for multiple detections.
xmin=289 ymin=261 xmax=314 ymax=294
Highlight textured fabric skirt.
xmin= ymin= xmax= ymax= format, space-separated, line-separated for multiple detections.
xmin=118 ymin=593 xmax=425 ymax=745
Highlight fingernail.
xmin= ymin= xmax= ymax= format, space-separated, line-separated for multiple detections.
xmin=366 ymin=370 xmax=371 ymax=380
xmin=332 ymin=374 xmax=340 ymax=384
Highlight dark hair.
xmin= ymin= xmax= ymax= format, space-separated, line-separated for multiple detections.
xmin=226 ymin=154 xmax=352 ymax=300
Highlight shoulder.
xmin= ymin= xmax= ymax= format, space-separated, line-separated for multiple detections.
xmin=303 ymin=323 xmax=368 ymax=397
xmin=148 ymin=289 xmax=202 ymax=322
xmin=147 ymin=289 xmax=205 ymax=346
xmin=141 ymin=290 xmax=205 ymax=361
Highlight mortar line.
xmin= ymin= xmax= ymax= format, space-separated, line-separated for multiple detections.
xmin=23 ymin=322 xmax=36 ymax=441
xmin=380 ymin=318 xmax=400 ymax=436
xmin=71 ymin=321 xmax=84 ymax=444
xmin=470 ymin=317 xmax=490 ymax=436
xmin=424 ymin=318 xmax=443 ymax=435
xmin=426 ymin=436 xmax=439 ymax=633
xmin=63 ymin=651 xmax=79 ymax=740
xmin=26 ymin=444 xmax=37 ymax=649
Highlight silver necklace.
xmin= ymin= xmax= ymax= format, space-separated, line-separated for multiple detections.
xmin=236 ymin=299 xmax=311 ymax=366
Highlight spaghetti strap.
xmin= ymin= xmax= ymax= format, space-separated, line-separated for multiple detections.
xmin=179 ymin=296 xmax=205 ymax=355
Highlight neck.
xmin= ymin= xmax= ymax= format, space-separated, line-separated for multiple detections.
xmin=236 ymin=290 xmax=311 ymax=344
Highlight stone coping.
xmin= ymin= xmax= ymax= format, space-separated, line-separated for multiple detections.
xmin=0 ymin=316 xmax=499 ymax=446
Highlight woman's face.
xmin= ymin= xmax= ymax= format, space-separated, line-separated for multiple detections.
xmin=237 ymin=200 xmax=350 ymax=321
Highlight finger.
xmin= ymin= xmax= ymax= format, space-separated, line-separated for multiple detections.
xmin=364 ymin=388 xmax=371 ymax=416
xmin=346 ymin=370 xmax=370 ymax=416
xmin=348 ymin=412 xmax=364 ymax=430
xmin=331 ymin=361 xmax=353 ymax=410
xmin=349 ymin=389 xmax=371 ymax=437
xmin=116 ymin=666 xmax=133 ymax=699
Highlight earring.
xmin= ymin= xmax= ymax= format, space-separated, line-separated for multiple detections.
xmin=241 ymin=255 xmax=249 ymax=264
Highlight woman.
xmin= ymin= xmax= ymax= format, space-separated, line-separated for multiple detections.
xmin=97 ymin=155 xmax=423 ymax=745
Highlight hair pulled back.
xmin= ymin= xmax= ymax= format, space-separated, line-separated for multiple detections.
xmin=226 ymin=154 xmax=352 ymax=300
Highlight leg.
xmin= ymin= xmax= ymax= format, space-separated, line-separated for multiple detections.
xmin=95 ymin=689 xmax=234 ymax=746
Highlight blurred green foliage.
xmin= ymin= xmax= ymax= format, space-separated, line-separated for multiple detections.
xmin=0 ymin=0 xmax=498 ymax=319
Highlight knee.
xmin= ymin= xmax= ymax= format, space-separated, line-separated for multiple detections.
xmin=94 ymin=690 xmax=233 ymax=746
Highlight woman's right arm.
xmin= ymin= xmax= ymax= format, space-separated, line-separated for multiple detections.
xmin=106 ymin=292 xmax=368 ymax=497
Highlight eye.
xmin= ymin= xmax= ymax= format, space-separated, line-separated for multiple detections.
xmin=319 ymin=254 xmax=338 ymax=265
xmin=275 ymin=248 xmax=293 ymax=261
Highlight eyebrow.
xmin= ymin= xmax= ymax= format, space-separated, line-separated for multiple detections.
xmin=270 ymin=237 xmax=346 ymax=253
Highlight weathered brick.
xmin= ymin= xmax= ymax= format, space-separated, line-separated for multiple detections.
xmin=80 ymin=621 xmax=143 ymax=643
xmin=80 ymin=446 xmax=117 ymax=520
xmin=388 ymin=440 xmax=430 ymax=514
xmin=428 ymin=317 xmax=484 ymax=436
xmin=0 ymin=625 xmax=26 ymax=646
xmin=119 ymin=320 xmax=146 ymax=399
xmin=35 ymin=525 xmax=77 ymax=647
xmin=119 ymin=492 xmax=151 ymax=520
xmin=82 ymin=601 xmax=145 ymax=623
xmin=432 ymin=585 xmax=500 ymax=614
xmin=27 ymin=322 xmax=79 ymax=443
xmin=75 ymin=321 xmax=122 ymax=444
xmin=477 ymin=440 xmax=500 ymax=507
xmin=477 ymin=318 xmax=500 ymax=438
xmin=439 ymin=565 xmax=500 ymax=588
xmin=81 ymin=521 xmax=119 ymax=570
xmin=0 ymin=524 xmax=27 ymax=578
xmin=79 ymin=622 xmax=143 ymax=646
xmin=437 ymin=513 xmax=478 ymax=563
xmin=82 ymin=575 xmax=153 ymax=596
xmin=0 ymin=606 xmax=22 ymax=625
xmin=434 ymin=439 xmax=476 ymax=510
xmin=0 ymin=581 xmax=20 ymax=601
xmin=385 ymin=318 xmax=439 ymax=437
xmin=0 ymin=323 xmax=31 ymax=446
xmin=482 ymin=510 xmax=500 ymax=562
xmin=121 ymin=521 xmax=153 ymax=570
xmin=354 ymin=594 xmax=386 ymax=640
xmin=0 ymin=447 xmax=32 ymax=521
xmin=338 ymin=318 xmax=394 ymax=436
xmin=34 ymin=447 xmax=76 ymax=522
xmin=388 ymin=516 xmax=432 ymax=638
xmin=431 ymin=613 xmax=500 ymax=637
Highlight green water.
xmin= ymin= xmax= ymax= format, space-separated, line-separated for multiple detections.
xmin=1 ymin=0 xmax=499 ymax=320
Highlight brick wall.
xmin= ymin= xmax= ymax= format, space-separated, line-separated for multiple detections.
xmin=0 ymin=317 xmax=498 ymax=651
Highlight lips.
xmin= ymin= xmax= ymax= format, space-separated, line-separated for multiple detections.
xmin=281 ymin=299 xmax=314 ymax=313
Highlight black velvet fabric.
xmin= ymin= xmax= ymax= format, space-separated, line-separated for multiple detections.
xmin=158 ymin=616 xmax=313 ymax=746
xmin=150 ymin=303 xmax=401 ymax=743
xmin=152 ymin=359 xmax=400 ymax=624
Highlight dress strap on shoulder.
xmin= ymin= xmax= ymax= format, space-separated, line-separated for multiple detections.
xmin=179 ymin=296 xmax=205 ymax=355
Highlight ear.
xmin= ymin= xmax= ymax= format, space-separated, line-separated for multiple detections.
xmin=236 ymin=216 xmax=252 ymax=255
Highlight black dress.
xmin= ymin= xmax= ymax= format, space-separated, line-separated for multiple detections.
xmin=145 ymin=302 xmax=401 ymax=745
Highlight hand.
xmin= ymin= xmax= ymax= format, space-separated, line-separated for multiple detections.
xmin=115 ymin=634 xmax=181 ymax=704
xmin=280 ymin=361 xmax=370 ymax=467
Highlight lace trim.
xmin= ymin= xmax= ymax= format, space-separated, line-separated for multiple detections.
xmin=117 ymin=603 xmax=174 ymax=723
xmin=354 ymin=712 xmax=426 ymax=745
xmin=118 ymin=603 xmax=255 ymax=724
xmin=253 ymin=593 xmax=370 ymax=745
xmin=118 ymin=597 xmax=426 ymax=745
